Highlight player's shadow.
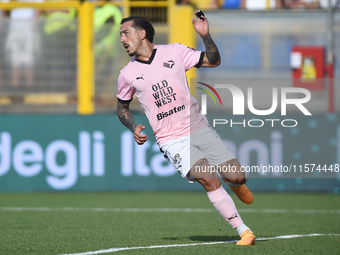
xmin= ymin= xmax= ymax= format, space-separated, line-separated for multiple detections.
xmin=163 ymin=236 xmax=240 ymax=242
xmin=190 ymin=235 xmax=269 ymax=242
xmin=189 ymin=235 xmax=240 ymax=242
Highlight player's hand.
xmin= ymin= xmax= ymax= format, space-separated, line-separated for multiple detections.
xmin=192 ymin=10 xmax=209 ymax=37
xmin=134 ymin=124 xmax=148 ymax=145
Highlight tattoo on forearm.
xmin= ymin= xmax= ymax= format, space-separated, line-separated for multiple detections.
xmin=117 ymin=101 xmax=137 ymax=132
xmin=202 ymin=35 xmax=220 ymax=65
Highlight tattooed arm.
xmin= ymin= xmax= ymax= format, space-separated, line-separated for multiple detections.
xmin=200 ymin=34 xmax=221 ymax=67
xmin=117 ymin=100 xmax=137 ymax=132
xmin=192 ymin=10 xmax=221 ymax=67
xmin=117 ymin=99 xmax=148 ymax=145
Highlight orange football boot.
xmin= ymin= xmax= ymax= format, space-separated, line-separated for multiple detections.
xmin=224 ymin=180 xmax=254 ymax=204
xmin=236 ymin=229 xmax=256 ymax=245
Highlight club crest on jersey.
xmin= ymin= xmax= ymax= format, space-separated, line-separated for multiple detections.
xmin=173 ymin=153 xmax=181 ymax=164
xmin=163 ymin=60 xmax=175 ymax=69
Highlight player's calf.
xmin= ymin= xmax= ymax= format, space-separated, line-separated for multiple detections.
xmin=217 ymin=158 xmax=247 ymax=184
xmin=189 ymin=159 xmax=221 ymax=192
xmin=219 ymin=161 xmax=254 ymax=204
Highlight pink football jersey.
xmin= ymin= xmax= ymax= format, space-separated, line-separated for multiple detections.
xmin=117 ymin=43 xmax=209 ymax=145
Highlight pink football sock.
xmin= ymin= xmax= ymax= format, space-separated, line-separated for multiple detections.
xmin=207 ymin=185 xmax=243 ymax=229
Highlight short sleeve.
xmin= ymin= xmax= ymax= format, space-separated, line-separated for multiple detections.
xmin=117 ymin=73 xmax=135 ymax=102
xmin=174 ymin=43 xmax=204 ymax=71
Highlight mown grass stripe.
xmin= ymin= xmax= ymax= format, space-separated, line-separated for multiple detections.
xmin=59 ymin=234 xmax=340 ymax=255
xmin=1 ymin=207 xmax=340 ymax=214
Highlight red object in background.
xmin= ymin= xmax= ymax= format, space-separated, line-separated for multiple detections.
xmin=291 ymin=46 xmax=325 ymax=90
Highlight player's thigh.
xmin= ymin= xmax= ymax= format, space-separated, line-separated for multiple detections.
xmin=193 ymin=127 xmax=235 ymax=166
xmin=160 ymin=136 xmax=204 ymax=182
xmin=193 ymin=127 xmax=246 ymax=183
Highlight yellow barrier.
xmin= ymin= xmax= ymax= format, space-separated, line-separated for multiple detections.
xmin=0 ymin=1 xmax=81 ymax=9
xmin=169 ymin=5 xmax=196 ymax=96
xmin=78 ymin=1 xmax=94 ymax=114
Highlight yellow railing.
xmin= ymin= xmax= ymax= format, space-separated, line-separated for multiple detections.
xmin=0 ymin=0 xmax=195 ymax=114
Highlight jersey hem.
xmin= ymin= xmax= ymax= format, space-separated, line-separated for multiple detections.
xmin=117 ymin=97 xmax=133 ymax=104
xmin=195 ymin=52 xmax=205 ymax=68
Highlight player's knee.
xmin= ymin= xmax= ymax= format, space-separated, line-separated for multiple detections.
xmin=238 ymin=177 xmax=247 ymax=184
xmin=226 ymin=177 xmax=247 ymax=185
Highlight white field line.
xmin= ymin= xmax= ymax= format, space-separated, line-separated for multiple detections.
xmin=60 ymin=233 xmax=340 ymax=255
xmin=1 ymin=207 xmax=340 ymax=214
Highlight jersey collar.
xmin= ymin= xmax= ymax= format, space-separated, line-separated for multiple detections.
xmin=135 ymin=49 xmax=157 ymax=65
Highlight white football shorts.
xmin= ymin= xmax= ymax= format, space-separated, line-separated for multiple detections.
xmin=160 ymin=126 xmax=235 ymax=183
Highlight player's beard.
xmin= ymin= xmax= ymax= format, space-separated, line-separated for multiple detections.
xmin=128 ymin=51 xmax=136 ymax=57
xmin=123 ymin=43 xmax=136 ymax=57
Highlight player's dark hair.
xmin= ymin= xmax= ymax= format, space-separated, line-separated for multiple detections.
xmin=121 ymin=16 xmax=155 ymax=43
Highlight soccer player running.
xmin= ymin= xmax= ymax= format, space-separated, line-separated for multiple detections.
xmin=117 ymin=11 xmax=255 ymax=245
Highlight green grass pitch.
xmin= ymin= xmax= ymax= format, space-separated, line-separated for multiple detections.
xmin=0 ymin=191 xmax=339 ymax=255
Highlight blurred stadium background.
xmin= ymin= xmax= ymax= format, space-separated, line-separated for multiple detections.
xmin=1 ymin=1 xmax=340 ymax=254
xmin=0 ymin=0 xmax=339 ymax=193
